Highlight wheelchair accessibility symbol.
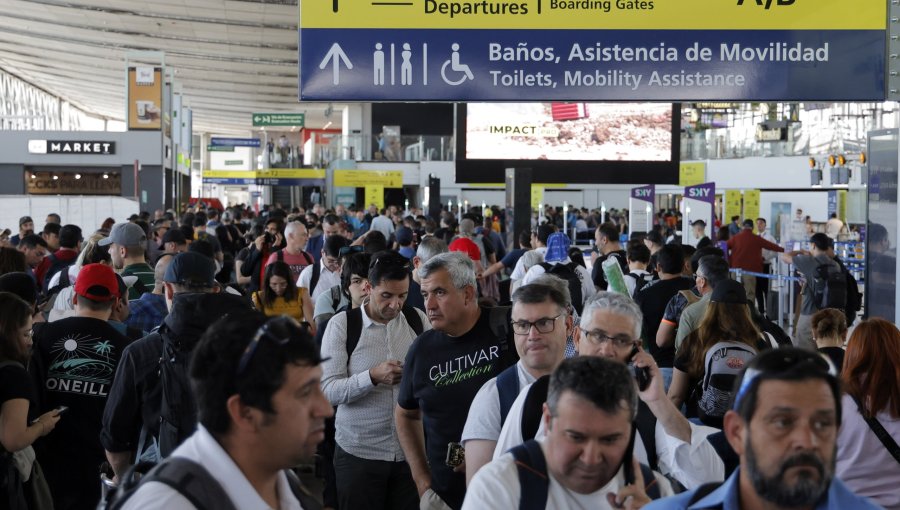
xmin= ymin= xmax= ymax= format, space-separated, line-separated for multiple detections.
xmin=441 ymin=43 xmax=474 ymax=86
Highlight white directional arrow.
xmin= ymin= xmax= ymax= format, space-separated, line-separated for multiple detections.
xmin=319 ymin=43 xmax=353 ymax=85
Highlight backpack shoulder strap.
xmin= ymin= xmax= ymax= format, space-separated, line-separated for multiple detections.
xmin=303 ymin=251 xmax=314 ymax=265
xmin=509 ymin=440 xmax=549 ymax=510
xmin=345 ymin=307 xmax=364 ymax=363
xmin=400 ymin=306 xmax=424 ymax=336
xmin=521 ymin=375 xmax=550 ymax=441
xmin=488 ymin=306 xmax=514 ymax=359
xmin=285 ymin=469 xmax=323 ymax=510
xmin=59 ymin=266 xmax=71 ymax=288
xmin=121 ymin=458 xmax=238 ymax=510
xmin=496 ymin=364 xmax=520 ymax=428
xmin=330 ymin=285 xmax=342 ymax=311
xmin=638 ymin=463 xmax=661 ymax=500
xmin=277 ymin=249 xmax=284 ymax=262
xmin=687 ymin=482 xmax=724 ymax=506
xmin=310 ymin=261 xmax=321 ymax=294
xmin=538 ymin=262 xmax=551 ymax=272
xmin=635 ymin=402 xmax=659 ymax=471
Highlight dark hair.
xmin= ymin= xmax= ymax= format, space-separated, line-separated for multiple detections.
xmin=655 ymin=244 xmax=684 ymax=274
xmin=190 ymin=312 xmax=324 ymax=435
xmin=732 ymin=347 xmax=841 ymax=424
xmin=512 ymin=280 xmax=570 ymax=312
xmin=731 ymin=215 xmax=740 ymax=222
xmin=681 ymin=244 xmax=696 ymax=261
xmin=690 ymin=246 xmax=725 ymax=274
xmin=597 ymin=223 xmax=619 ymax=244
xmin=188 ymin=239 xmax=215 ymax=260
xmin=363 ymin=230 xmax=388 ymax=254
xmin=77 ymin=294 xmax=115 ymax=312
xmin=0 ymin=292 xmax=33 ymax=364
xmin=181 ymin=212 xmax=195 ymax=228
xmin=368 ymin=251 xmax=411 ymax=288
xmin=261 ymin=261 xmax=297 ymax=307
xmin=46 ymin=213 xmax=61 ymax=224
xmin=568 ymin=247 xmax=586 ymax=268
xmin=686 ymin=301 xmax=760 ymax=379
xmin=547 ymin=357 xmax=638 ymax=420
xmin=59 ymin=225 xmax=83 ymax=249
xmin=645 ymin=230 xmax=664 ymax=246
xmin=697 ymin=255 xmax=730 ymax=289
xmin=811 ymin=309 xmax=847 ymax=342
xmin=19 ymin=234 xmax=48 ymax=250
xmin=322 ymin=214 xmax=341 ymax=226
xmin=626 ymin=241 xmax=650 ymax=264
xmin=0 ymin=272 xmax=38 ymax=306
xmin=179 ymin=225 xmax=195 ymax=242
xmin=323 ymin=235 xmax=349 ymax=258
xmin=869 ymin=223 xmax=888 ymax=245
xmin=42 ymin=223 xmax=61 ymax=238
xmin=536 ymin=224 xmax=557 ymax=246
xmin=518 ymin=230 xmax=532 ymax=249
xmin=0 ymin=248 xmax=27 ymax=274
xmin=810 ymin=233 xmax=833 ymax=251
xmin=716 ymin=227 xmax=730 ymax=242
xmin=843 ymin=318 xmax=900 ymax=419
xmin=742 ymin=219 xmax=754 ymax=228
xmin=341 ymin=252 xmax=372 ymax=298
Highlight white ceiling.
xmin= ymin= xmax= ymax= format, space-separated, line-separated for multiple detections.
xmin=0 ymin=0 xmax=341 ymax=134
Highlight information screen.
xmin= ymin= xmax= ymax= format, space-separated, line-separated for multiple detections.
xmin=465 ymin=102 xmax=673 ymax=162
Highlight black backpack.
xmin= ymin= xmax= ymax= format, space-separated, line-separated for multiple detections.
xmin=156 ymin=330 xmax=196 ymax=458
xmin=509 ymin=439 xmax=660 ymax=510
xmin=42 ymin=253 xmax=75 ymax=294
xmin=539 ymin=262 xmax=583 ymax=315
xmin=628 ymin=271 xmax=654 ymax=297
xmin=812 ymin=261 xmax=847 ymax=311
xmin=105 ymin=458 xmax=322 ymax=510
xmin=834 ymin=258 xmax=861 ymax=325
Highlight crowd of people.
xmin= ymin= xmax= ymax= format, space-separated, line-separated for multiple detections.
xmin=0 ymin=200 xmax=896 ymax=510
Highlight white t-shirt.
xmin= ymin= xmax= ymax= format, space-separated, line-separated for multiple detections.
xmin=522 ymin=259 xmax=596 ymax=307
xmin=296 ymin=260 xmax=342 ymax=300
xmin=623 ymin=269 xmax=651 ymax=298
xmin=461 ymin=361 xmax=537 ymax=446
xmin=463 ymin=439 xmax=675 ymax=510
xmin=510 ymin=247 xmax=547 ymax=281
xmin=493 ymin=381 xmax=725 ymax=490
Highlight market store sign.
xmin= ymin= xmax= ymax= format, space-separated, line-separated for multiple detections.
xmin=28 ymin=140 xmax=116 ymax=155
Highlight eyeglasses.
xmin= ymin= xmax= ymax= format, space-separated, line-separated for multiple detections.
xmin=236 ymin=316 xmax=299 ymax=376
xmin=511 ymin=314 xmax=564 ymax=335
xmin=732 ymin=351 xmax=836 ymax=411
xmin=338 ymin=245 xmax=364 ymax=257
xmin=580 ymin=329 xmax=635 ymax=349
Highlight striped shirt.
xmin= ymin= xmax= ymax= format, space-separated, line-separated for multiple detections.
xmin=320 ymin=302 xmax=430 ymax=462
xmin=122 ymin=263 xmax=155 ymax=300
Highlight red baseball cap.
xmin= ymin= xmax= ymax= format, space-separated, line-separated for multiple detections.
xmin=449 ymin=238 xmax=481 ymax=263
xmin=74 ymin=263 xmax=120 ymax=302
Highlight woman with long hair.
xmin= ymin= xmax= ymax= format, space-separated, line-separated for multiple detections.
xmin=252 ymin=261 xmax=304 ymax=323
xmin=836 ymin=318 xmax=900 ymax=509
xmin=669 ymin=279 xmax=762 ymax=423
xmin=0 ymin=292 xmax=61 ymax=508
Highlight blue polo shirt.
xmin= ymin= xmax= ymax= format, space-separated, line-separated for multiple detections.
xmin=644 ymin=469 xmax=881 ymax=510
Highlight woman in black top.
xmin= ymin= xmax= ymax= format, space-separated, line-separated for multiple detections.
xmin=0 ymin=292 xmax=61 ymax=508
xmin=812 ymin=308 xmax=847 ymax=373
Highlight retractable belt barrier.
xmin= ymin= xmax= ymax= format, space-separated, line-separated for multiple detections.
xmin=728 ymin=266 xmax=801 ymax=331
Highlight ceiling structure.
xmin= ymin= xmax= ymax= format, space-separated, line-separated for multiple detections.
xmin=0 ymin=0 xmax=341 ymax=134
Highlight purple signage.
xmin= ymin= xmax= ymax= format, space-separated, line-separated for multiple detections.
xmin=631 ymin=185 xmax=655 ymax=204
xmin=684 ymin=182 xmax=716 ymax=227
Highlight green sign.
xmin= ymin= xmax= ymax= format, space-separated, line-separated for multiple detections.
xmin=224 ymin=160 xmax=243 ymax=166
xmin=252 ymin=113 xmax=305 ymax=127
xmin=207 ymin=145 xmax=234 ymax=152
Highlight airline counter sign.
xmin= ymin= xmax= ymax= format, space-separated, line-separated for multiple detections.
xmin=299 ymin=0 xmax=887 ymax=101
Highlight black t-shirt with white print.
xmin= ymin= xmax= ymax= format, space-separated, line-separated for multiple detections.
xmin=397 ymin=307 xmax=515 ymax=510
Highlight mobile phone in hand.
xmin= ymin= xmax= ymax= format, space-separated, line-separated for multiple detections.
xmin=629 ymin=346 xmax=652 ymax=392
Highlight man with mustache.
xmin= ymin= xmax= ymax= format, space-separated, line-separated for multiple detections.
xmin=645 ymin=348 xmax=881 ymax=510
xmin=396 ymin=252 xmax=517 ymax=510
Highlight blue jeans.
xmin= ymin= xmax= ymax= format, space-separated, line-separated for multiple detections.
xmin=659 ymin=367 xmax=674 ymax=393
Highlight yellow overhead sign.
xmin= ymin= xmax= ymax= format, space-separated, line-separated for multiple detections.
xmin=679 ymin=162 xmax=706 ymax=187
xmin=301 ymin=0 xmax=884 ymax=30
xmin=334 ymin=170 xmax=404 ymax=188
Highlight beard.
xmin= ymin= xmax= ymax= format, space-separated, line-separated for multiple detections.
xmin=746 ymin=441 xmax=834 ymax=508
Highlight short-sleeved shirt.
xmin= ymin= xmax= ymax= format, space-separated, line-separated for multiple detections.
xmin=635 ymin=277 xmax=694 ymax=367
xmin=592 ymin=249 xmax=628 ymax=290
xmin=675 ymin=294 xmax=711 ymax=351
xmin=296 ymin=260 xmax=342 ymax=300
xmin=793 ymin=254 xmax=840 ymax=316
xmin=662 ymin=288 xmax=700 ymax=328
xmin=122 ymin=263 xmax=155 ymax=300
xmin=0 ymin=362 xmax=37 ymax=421
xmin=397 ymin=308 xmax=517 ymax=510
xmin=266 ymin=249 xmax=314 ymax=285
xmin=460 ymin=361 xmax=536 ymax=446
xmin=500 ymin=248 xmax=527 ymax=273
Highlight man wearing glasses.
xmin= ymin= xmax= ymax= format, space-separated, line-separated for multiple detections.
xmin=461 ymin=276 xmax=573 ymax=485
xmin=118 ymin=313 xmax=331 ymax=509
xmin=673 ymin=254 xmax=730 ymax=351
xmin=645 ymin=348 xmax=880 ymax=510
xmin=321 ymin=251 xmax=429 ymax=510
xmin=493 ymin=292 xmax=724 ymax=491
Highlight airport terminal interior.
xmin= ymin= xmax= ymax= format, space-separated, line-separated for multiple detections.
xmin=0 ymin=1 xmax=899 ymax=510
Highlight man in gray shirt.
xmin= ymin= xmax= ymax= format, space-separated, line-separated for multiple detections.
xmin=781 ymin=233 xmax=842 ymax=350
xmin=320 ymin=250 xmax=429 ymax=510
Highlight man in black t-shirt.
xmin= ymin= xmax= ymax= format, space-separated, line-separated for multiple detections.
xmin=634 ymin=244 xmax=692 ymax=392
xmin=396 ymin=252 xmax=516 ymax=510
xmin=591 ymin=223 xmax=628 ymax=290
xmin=30 ymin=263 xmax=132 ymax=510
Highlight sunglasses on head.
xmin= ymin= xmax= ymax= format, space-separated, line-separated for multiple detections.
xmin=338 ymin=245 xmax=364 ymax=257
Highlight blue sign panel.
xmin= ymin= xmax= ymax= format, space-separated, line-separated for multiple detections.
xmin=299 ymin=29 xmax=884 ymax=101
xmin=210 ymin=137 xmax=261 ymax=148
